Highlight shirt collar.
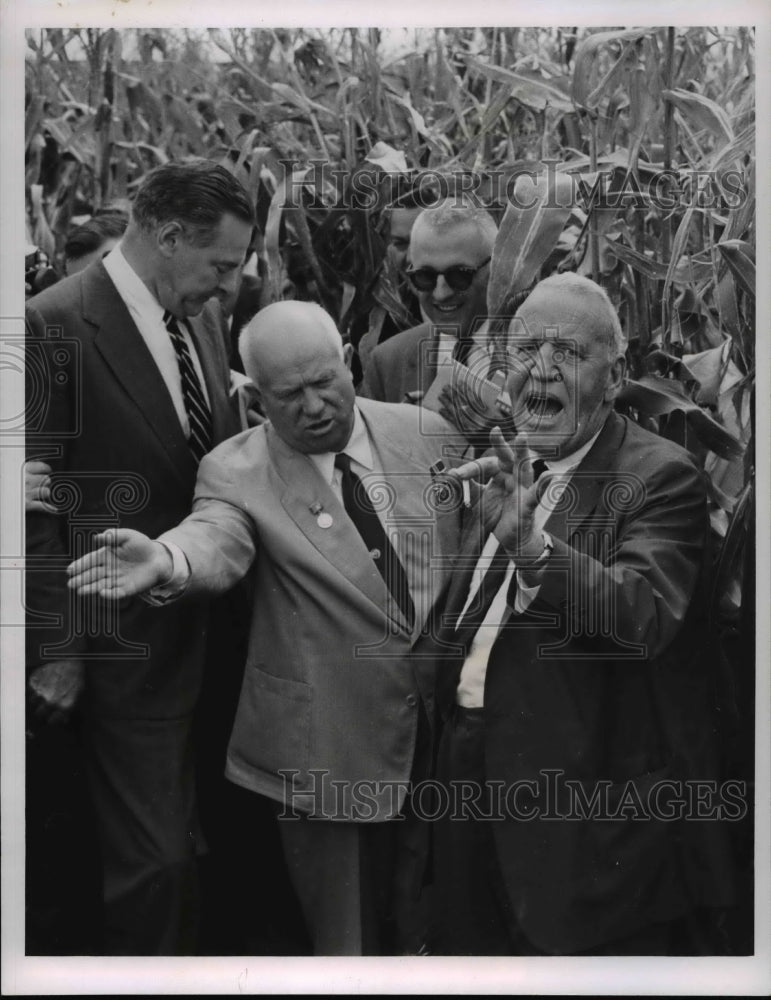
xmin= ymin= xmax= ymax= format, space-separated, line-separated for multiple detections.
xmin=530 ymin=424 xmax=603 ymax=476
xmin=308 ymin=406 xmax=373 ymax=485
xmin=102 ymin=243 xmax=166 ymax=324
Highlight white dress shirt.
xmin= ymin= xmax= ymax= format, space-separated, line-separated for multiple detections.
xmin=454 ymin=428 xmax=602 ymax=708
xmin=102 ymin=244 xmax=211 ymax=438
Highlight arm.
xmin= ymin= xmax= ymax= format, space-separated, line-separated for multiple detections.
xmin=530 ymin=459 xmax=707 ymax=659
xmin=450 ymin=429 xmax=708 ymax=660
xmin=25 ymin=308 xmax=88 ymax=719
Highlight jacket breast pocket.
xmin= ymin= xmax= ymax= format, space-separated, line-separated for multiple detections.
xmin=242 ymin=665 xmax=312 ymax=780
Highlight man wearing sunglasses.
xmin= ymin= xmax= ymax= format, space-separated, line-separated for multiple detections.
xmin=358 ymin=201 xmax=497 ymax=405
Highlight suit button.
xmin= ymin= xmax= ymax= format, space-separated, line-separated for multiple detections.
xmin=406 ymin=694 xmax=418 ymax=708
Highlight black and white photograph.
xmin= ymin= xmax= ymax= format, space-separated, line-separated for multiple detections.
xmin=2 ymin=1 xmax=769 ymax=994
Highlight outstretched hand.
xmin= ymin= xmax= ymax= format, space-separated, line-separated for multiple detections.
xmin=25 ymin=460 xmax=56 ymax=513
xmin=67 ymin=528 xmax=173 ymax=600
xmin=449 ymin=428 xmax=544 ymax=560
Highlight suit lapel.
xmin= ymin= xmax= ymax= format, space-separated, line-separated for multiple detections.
xmin=541 ymin=411 xmax=627 ymax=541
xmin=84 ymin=265 xmax=197 ymax=484
xmin=268 ymin=426 xmax=405 ymax=630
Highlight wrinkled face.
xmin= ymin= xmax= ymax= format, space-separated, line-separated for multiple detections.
xmin=387 ymin=207 xmax=422 ymax=271
xmin=255 ymin=336 xmax=356 ymax=455
xmin=505 ymin=286 xmax=625 ymax=458
xmin=408 ymin=220 xmax=492 ymax=338
xmin=157 ymin=212 xmax=252 ymax=318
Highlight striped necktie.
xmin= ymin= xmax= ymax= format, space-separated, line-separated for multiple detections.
xmin=163 ymin=311 xmax=212 ymax=463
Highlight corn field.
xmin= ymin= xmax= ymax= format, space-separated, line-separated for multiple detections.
xmin=25 ymin=25 xmax=756 ymax=851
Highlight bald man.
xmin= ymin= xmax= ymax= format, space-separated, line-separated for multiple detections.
xmin=359 ymin=201 xmax=498 ymax=403
xmin=66 ymin=301 xmax=463 ymax=955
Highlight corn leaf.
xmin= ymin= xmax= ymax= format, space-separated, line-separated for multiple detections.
xmin=662 ymin=88 xmax=734 ymax=148
xmin=618 ymin=375 xmax=744 ymax=459
xmin=571 ymin=29 xmax=651 ymax=108
xmin=487 ymin=169 xmax=574 ymax=316
xmin=463 ymin=56 xmax=573 ymax=113
xmin=717 ymin=240 xmax=755 ymax=300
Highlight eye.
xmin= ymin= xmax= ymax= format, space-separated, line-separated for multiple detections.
xmin=554 ymin=345 xmax=579 ymax=363
xmin=511 ymin=341 xmax=539 ymax=355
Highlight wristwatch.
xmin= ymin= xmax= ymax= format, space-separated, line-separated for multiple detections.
xmin=532 ymin=530 xmax=554 ymax=566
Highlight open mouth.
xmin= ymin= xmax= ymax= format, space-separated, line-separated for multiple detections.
xmin=525 ymin=393 xmax=564 ymax=419
xmin=431 ymin=302 xmax=461 ymax=314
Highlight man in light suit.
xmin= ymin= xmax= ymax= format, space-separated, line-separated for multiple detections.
xmin=25 ymin=161 xmax=255 ymax=954
xmin=429 ymin=274 xmax=737 ymax=955
xmin=66 ymin=300 xmax=463 ymax=955
xmin=358 ymin=201 xmax=497 ymax=403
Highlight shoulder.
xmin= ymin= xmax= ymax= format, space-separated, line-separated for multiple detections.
xmin=26 ymin=271 xmax=86 ymax=321
xmin=608 ymin=413 xmax=707 ymax=505
xmin=357 ymin=397 xmax=455 ymax=444
xmin=205 ymin=423 xmax=268 ymax=466
xmin=370 ymin=322 xmax=432 ymax=364
xmin=615 ymin=413 xmax=701 ymax=473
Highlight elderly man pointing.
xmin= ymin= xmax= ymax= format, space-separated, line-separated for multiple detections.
xmin=67 ymin=300 xmax=462 ymax=955
xmin=429 ymin=274 xmax=737 ymax=955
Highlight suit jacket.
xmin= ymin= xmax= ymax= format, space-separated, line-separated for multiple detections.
xmin=160 ymin=398 xmax=462 ymax=821
xmin=25 ymin=261 xmax=241 ymax=719
xmin=358 ymin=322 xmax=437 ymax=403
xmin=430 ymin=412 xmax=736 ymax=953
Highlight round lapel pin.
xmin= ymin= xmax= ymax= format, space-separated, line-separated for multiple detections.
xmin=317 ymin=512 xmax=334 ymax=529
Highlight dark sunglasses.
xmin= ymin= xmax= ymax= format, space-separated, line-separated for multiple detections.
xmin=405 ymin=256 xmax=491 ymax=292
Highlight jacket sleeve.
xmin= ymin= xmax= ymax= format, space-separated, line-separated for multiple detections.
xmin=522 ymin=456 xmax=709 ymax=661
xmin=157 ymin=446 xmax=258 ymax=598
xmin=24 ymin=306 xmax=86 ymax=667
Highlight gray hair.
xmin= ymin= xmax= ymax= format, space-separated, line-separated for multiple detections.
xmin=521 ymin=273 xmax=627 ymax=358
xmin=411 ymin=199 xmax=498 ymax=247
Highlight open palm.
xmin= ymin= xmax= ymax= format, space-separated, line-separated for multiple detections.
xmin=67 ymin=528 xmax=171 ymax=599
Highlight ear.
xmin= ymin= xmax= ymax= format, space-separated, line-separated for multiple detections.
xmin=604 ymin=354 xmax=627 ymax=403
xmin=343 ymin=343 xmax=354 ymax=371
xmin=157 ymin=221 xmax=185 ymax=259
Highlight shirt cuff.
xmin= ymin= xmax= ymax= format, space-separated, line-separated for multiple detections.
xmin=143 ymin=542 xmax=191 ymax=605
xmin=514 ymin=574 xmax=541 ymax=614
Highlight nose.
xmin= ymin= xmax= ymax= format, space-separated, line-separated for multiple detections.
xmin=532 ymin=342 xmax=562 ymax=379
xmin=217 ymin=269 xmax=241 ymax=299
xmin=432 ymin=274 xmax=455 ymax=303
xmin=301 ymin=387 xmax=326 ymax=417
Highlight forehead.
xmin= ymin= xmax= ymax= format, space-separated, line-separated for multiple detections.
xmin=409 ymin=219 xmax=491 ymax=268
xmin=512 ymin=287 xmax=607 ymax=346
xmin=260 ymin=336 xmax=342 ymax=390
xmin=193 ymin=212 xmax=252 ymax=259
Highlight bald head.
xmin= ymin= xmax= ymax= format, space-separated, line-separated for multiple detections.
xmin=239 ymin=301 xmax=356 ymax=454
xmin=240 ymin=301 xmax=344 ymax=387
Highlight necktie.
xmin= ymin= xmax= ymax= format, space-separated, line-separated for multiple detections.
xmin=334 ymin=453 xmax=415 ymax=628
xmin=454 ymin=541 xmax=510 ymax=637
xmin=163 ymin=311 xmax=212 ymax=463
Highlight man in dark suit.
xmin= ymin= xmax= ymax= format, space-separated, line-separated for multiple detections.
xmin=65 ymin=300 xmax=463 ymax=955
xmin=25 ymin=161 xmax=255 ymax=954
xmin=358 ymin=202 xmax=497 ymax=403
xmin=429 ymin=273 xmax=737 ymax=955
